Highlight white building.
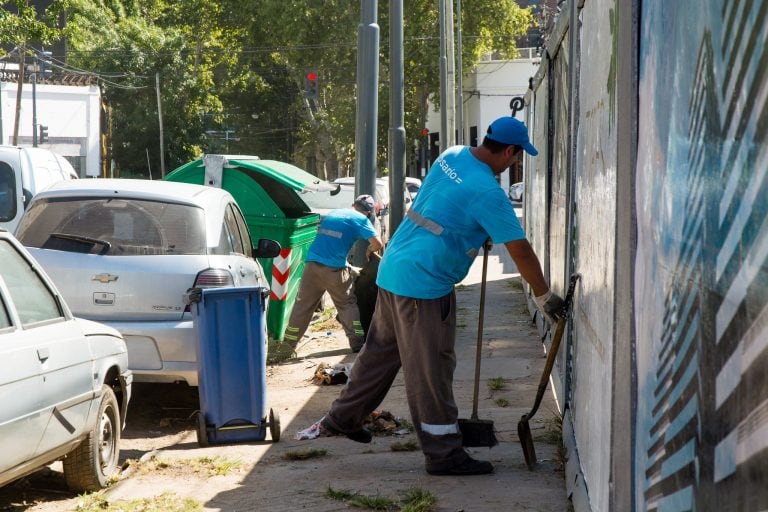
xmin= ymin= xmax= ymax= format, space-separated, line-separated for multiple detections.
xmin=0 ymin=78 xmax=101 ymax=177
xmin=425 ymin=48 xmax=541 ymax=193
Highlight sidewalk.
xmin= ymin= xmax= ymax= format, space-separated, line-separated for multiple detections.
xmin=101 ymin=244 xmax=568 ymax=512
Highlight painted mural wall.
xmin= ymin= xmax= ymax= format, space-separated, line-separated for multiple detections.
xmin=525 ymin=0 xmax=768 ymax=510
xmin=635 ymin=0 xmax=768 ymax=510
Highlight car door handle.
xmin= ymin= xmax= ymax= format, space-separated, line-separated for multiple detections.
xmin=37 ymin=347 xmax=50 ymax=362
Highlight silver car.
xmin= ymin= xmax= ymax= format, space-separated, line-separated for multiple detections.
xmin=0 ymin=230 xmax=131 ymax=492
xmin=16 ymin=179 xmax=280 ymax=386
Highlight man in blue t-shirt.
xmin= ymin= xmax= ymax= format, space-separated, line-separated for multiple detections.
xmin=284 ymin=195 xmax=383 ymax=353
xmin=318 ymin=117 xmax=566 ymax=475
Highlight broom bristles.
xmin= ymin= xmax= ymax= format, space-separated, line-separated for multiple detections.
xmin=458 ymin=418 xmax=499 ymax=447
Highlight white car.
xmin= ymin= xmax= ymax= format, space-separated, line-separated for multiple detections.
xmin=301 ymin=183 xmax=387 ymax=242
xmin=0 ymin=145 xmax=78 ymax=234
xmin=0 ymin=230 xmax=131 ymax=492
xmin=330 ymin=177 xmax=414 ymax=243
xmin=15 ymin=179 xmax=280 ymax=386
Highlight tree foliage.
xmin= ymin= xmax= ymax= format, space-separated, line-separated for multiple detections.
xmin=7 ymin=0 xmax=534 ymax=178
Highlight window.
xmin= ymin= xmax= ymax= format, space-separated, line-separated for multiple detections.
xmin=0 ymin=240 xmax=62 ymax=326
xmin=0 ymin=292 xmax=12 ymax=330
xmin=222 ymin=206 xmax=245 ymax=255
xmin=231 ymin=205 xmax=253 ymax=258
xmin=16 ymin=197 xmax=206 ymax=256
xmin=0 ymin=162 xmax=17 ymax=222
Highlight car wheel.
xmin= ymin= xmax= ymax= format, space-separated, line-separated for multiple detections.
xmin=63 ymin=385 xmax=121 ymax=492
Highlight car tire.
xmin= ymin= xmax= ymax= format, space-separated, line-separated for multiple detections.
xmin=63 ymin=385 xmax=121 ymax=492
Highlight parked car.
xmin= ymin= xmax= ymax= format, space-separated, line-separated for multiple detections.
xmin=301 ymin=182 xmax=388 ymax=242
xmin=0 ymin=145 xmax=78 ymax=234
xmin=0 ymin=229 xmax=131 ymax=492
xmin=378 ymin=176 xmax=422 ymax=198
xmin=15 ymin=179 xmax=281 ymax=387
xmin=330 ymin=177 xmax=413 ymax=243
xmin=509 ymin=181 xmax=524 ymax=203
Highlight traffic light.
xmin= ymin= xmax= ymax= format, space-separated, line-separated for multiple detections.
xmin=38 ymin=50 xmax=52 ymax=77
xmin=304 ymin=70 xmax=319 ymax=101
xmin=38 ymin=125 xmax=48 ymax=144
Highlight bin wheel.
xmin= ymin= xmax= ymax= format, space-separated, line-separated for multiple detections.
xmin=269 ymin=408 xmax=281 ymax=442
xmin=196 ymin=411 xmax=210 ymax=447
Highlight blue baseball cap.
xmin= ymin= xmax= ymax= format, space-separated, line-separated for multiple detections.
xmin=485 ymin=117 xmax=538 ymax=156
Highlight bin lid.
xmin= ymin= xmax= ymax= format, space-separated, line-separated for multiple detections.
xmin=173 ymin=155 xmax=335 ymax=193
xmin=166 ymin=155 xmax=335 ymax=220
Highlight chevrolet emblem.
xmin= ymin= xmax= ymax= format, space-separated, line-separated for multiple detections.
xmin=92 ymin=273 xmax=119 ymax=284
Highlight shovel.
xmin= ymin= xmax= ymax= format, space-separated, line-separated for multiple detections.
xmin=518 ymin=272 xmax=580 ymax=470
xmin=458 ymin=239 xmax=498 ymax=447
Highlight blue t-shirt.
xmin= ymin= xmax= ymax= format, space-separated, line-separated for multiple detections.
xmin=377 ymin=146 xmax=525 ymax=298
xmin=307 ymin=208 xmax=378 ymax=268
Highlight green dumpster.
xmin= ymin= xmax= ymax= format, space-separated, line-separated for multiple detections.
xmin=165 ymin=154 xmax=332 ymax=342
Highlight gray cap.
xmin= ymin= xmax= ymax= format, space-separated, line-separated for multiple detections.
xmin=353 ymin=194 xmax=375 ymax=213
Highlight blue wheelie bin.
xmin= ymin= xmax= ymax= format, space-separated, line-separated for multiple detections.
xmin=192 ymin=286 xmax=280 ymax=445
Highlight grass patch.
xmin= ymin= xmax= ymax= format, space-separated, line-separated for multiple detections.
xmin=133 ymin=455 xmax=243 ymax=477
xmin=390 ymin=439 xmax=419 ymax=452
xmin=74 ymin=492 xmax=202 ymax=512
xmin=266 ymin=339 xmax=296 ymax=364
xmin=283 ymin=448 xmax=328 ymax=461
xmin=487 ymin=377 xmax=506 ymax=390
xmin=348 ymin=494 xmax=399 ymax=510
xmin=494 ymin=397 xmax=510 ymax=407
xmin=324 ymin=486 xmax=437 ymax=512
xmin=309 ymin=307 xmax=341 ymax=332
xmin=506 ymin=278 xmax=524 ymax=291
xmin=536 ymin=414 xmax=564 ymax=445
xmin=325 ymin=486 xmax=357 ymax=501
xmin=401 ymin=488 xmax=438 ymax=512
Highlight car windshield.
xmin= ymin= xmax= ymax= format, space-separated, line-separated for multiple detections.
xmin=300 ymin=186 xmax=356 ymax=211
xmin=16 ymin=197 xmax=206 ymax=256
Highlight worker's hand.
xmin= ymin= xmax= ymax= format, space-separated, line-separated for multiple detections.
xmin=534 ymin=290 xmax=566 ymax=323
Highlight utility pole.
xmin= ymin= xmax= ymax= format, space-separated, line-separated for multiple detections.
xmin=438 ymin=0 xmax=456 ymax=152
xmin=352 ymin=0 xmax=380 ymax=265
xmin=32 ymin=69 xmax=37 ymax=146
xmin=155 ymin=72 xmax=166 ymax=178
xmin=455 ymin=0 xmax=464 ymax=145
xmin=388 ymin=0 xmax=406 ymax=234
xmin=12 ymin=45 xmax=26 ymax=146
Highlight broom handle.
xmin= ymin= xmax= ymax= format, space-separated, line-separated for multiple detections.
xmin=525 ymin=273 xmax=580 ymax=420
xmin=471 ymin=239 xmax=491 ymax=420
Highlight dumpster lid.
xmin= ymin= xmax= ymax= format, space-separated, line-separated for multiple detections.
xmin=210 ymin=155 xmax=336 ymax=193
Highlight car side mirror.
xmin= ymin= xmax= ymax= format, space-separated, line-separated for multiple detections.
xmin=253 ymin=238 xmax=281 ymax=258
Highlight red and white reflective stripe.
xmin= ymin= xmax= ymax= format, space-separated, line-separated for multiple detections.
xmin=270 ymin=248 xmax=292 ymax=300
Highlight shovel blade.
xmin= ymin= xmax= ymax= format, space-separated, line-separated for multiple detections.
xmin=517 ymin=415 xmax=537 ymax=470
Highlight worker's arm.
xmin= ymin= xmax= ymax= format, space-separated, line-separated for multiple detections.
xmin=504 ymin=239 xmax=566 ymax=320
xmin=366 ymin=235 xmax=384 ymax=259
xmin=504 ymin=239 xmax=548 ymax=295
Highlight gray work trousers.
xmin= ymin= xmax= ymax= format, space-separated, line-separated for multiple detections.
xmin=325 ymin=288 xmax=468 ymax=472
xmin=284 ymin=261 xmax=365 ymax=350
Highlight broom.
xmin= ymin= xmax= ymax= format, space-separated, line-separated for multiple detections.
xmin=458 ymin=239 xmax=498 ymax=447
xmin=518 ymin=272 xmax=580 ymax=469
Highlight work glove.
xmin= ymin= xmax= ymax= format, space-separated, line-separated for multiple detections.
xmin=534 ymin=289 xmax=567 ymax=323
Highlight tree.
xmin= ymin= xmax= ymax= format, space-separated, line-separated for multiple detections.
xmin=61 ymin=0 xmax=534 ymax=177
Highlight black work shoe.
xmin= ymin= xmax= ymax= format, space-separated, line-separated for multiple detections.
xmin=319 ymin=417 xmax=372 ymax=444
xmin=426 ymin=457 xmax=494 ymax=476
